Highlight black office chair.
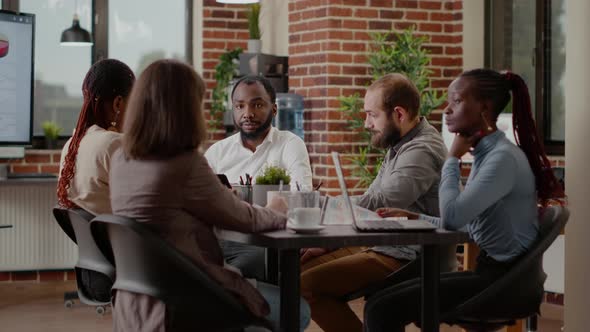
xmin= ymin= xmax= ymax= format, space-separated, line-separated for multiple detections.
xmin=440 ymin=205 xmax=569 ymax=332
xmin=90 ymin=214 xmax=275 ymax=331
xmin=52 ymin=207 xmax=115 ymax=315
xmin=363 ymin=205 xmax=569 ymax=332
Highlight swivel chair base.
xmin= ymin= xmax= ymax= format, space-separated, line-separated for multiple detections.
xmin=63 ymin=290 xmax=109 ymax=315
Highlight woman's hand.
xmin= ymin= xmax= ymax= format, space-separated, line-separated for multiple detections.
xmin=266 ymin=195 xmax=288 ymax=215
xmin=448 ymin=132 xmax=480 ymax=159
xmin=300 ymin=247 xmax=329 ymax=264
xmin=376 ymin=208 xmax=419 ymax=220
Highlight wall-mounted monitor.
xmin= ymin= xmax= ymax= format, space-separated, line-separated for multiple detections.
xmin=0 ymin=10 xmax=35 ymax=146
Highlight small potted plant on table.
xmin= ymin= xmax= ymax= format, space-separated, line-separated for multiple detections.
xmin=253 ymin=165 xmax=290 ymax=206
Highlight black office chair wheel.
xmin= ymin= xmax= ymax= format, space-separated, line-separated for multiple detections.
xmin=64 ymin=300 xmax=74 ymax=308
xmin=95 ymin=306 xmax=106 ymax=315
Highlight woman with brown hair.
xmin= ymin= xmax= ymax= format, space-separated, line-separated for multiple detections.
xmin=109 ymin=59 xmax=310 ymax=331
xmin=364 ymin=68 xmax=565 ymax=331
xmin=57 ymin=58 xmax=135 ymax=216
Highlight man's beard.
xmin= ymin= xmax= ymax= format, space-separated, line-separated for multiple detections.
xmin=238 ymin=111 xmax=274 ymax=140
xmin=371 ymin=121 xmax=401 ymax=149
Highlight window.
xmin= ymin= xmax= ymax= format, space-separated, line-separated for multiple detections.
xmin=108 ymin=0 xmax=189 ymax=75
xmin=2 ymin=0 xmax=193 ymax=138
xmin=20 ymin=0 xmax=92 ymax=136
xmin=486 ymin=0 xmax=565 ymax=155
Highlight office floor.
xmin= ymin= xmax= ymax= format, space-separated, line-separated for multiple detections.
xmin=0 ymin=281 xmax=563 ymax=332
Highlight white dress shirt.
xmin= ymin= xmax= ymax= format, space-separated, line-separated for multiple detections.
xmin=204 ymin=127 xmax=313 ymax=191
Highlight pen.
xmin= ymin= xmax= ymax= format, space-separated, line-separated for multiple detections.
xmin=239 ymin=176 xmax=244 ymax=185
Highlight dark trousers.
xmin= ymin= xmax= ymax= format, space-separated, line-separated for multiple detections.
xmin=220 ymin=240 xmax=266 ymax=280
xmin=363 ymin=252 xmax=514 ymax=332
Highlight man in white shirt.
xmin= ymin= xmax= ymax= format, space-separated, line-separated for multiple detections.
xmin=205 ymin=75 xmax=313 ymax=280
xmin=205 ymin=76 xmax=312 ymax=190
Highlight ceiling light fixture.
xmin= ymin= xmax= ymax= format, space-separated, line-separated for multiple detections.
xmin=60 ymin=1 xmax=92 ymax=47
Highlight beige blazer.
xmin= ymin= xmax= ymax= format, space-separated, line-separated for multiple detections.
xmin=109 ymin=148 xmax=287 ymax=331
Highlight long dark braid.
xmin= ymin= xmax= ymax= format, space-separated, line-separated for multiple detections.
xmin=461 ymin=69 xmax=565 ymax=205
xmin=57 ymin=59 xmax=135 ymax=208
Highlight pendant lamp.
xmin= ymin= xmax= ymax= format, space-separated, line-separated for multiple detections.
xmin=60 ymin=13 xmax=92 ymax=46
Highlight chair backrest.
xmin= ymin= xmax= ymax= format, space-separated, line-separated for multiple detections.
xmin=52 ymin=207 xmax=115 ymax=304
xmin=444 ymin=205 xmax=569 ymax=320
xmin=52 ymin=206 xmax=77 ymax=243
xmin=90 ymin=214 xmax=268 ymax=330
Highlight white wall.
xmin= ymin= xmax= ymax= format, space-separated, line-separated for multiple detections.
xmin=260 ymin=0 xmax=288 ymax=56
xmin=564 ymin=0 xmax=590 ymax=330
xmin=192 ymin=0 xmax=204 ymax=74
xmin=462 ymin=0 xmax=485 ymax=71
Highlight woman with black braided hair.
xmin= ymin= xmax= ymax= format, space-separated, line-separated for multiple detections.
xmin=57 ymin=59 xmax=135 ymax=216
xmin=56 ymin=59 xmax=134 ymax=303
xmin=364 ymin=69 xmax=565 ymax=331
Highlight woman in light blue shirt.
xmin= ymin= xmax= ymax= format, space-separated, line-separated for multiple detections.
xmin=364 ymin=69 xmax=565 ymax=332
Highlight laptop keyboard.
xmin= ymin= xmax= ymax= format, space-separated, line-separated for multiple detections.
xmin=355 ymin=218 xmax=404 ymax=231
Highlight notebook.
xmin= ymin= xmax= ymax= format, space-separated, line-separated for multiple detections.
xmin=331 ymin=152 xmax=437 ymax=232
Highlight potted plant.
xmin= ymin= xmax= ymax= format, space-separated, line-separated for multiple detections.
xmin=211 ymin=48 xmax=242 ymax=128
xmin=247 ymin=3 xmax=261 ymax=53
xmin=252 ymin=165 xmax=290 ymax=206
xmin=42 ymin=121 xmax=62 ymax=149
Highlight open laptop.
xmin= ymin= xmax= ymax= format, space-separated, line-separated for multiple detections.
xmin=331 ymin=152 xmax=437 ymax=232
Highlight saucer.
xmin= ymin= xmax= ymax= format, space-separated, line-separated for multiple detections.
xmin=287 ymin=222 xmax=325 ymax=234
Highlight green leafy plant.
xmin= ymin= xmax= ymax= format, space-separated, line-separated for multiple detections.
xmin=41 ymin=121 xmax=61 ymax=140
xmin=247 ymin=3 xmax=261 ymax=39
xmin=255 ymin=165 xmax=291 ymax=185
xmin=210 ymin=48 xmax=243 ymax=128
xmin=339 ymin=27 xmax=447 ymax=187
xmin=368 ymin=28 xmax=446 ymax=116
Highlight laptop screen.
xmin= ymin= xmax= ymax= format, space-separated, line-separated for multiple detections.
xmin=331 ymin=152 xmax=359 ymax=225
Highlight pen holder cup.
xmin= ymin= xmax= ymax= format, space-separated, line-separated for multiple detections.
xmin=234 ymin=185 xmax=253 ymax=205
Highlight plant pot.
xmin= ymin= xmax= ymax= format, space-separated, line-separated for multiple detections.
xmin=247 ymin=39 xmax=262 ymax=54
xmin=252 ymin=184 xmax=290 ymax=206
xmin=45 ymin=138 xmax=58 ymax=150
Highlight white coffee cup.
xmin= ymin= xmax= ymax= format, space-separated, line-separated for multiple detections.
xmin=291 ymin=207 xmax=321 ymax=228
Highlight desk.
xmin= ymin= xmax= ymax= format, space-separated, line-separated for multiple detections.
xmin=221 ymin=225 xmax=470 ymax=332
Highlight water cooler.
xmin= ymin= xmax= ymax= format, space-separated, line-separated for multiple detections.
xmin=275 ymin=93 xmax=304 ymax=140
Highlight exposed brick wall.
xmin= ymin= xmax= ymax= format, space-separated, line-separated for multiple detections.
xmin=202 ymin=0 xmax=250 ymax=143
xmin=0 ymin=150 xmax=61 ymax=175
xmin=288 ymin=0 xmax=464 ymax=195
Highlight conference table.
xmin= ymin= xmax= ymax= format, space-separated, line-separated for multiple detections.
xmin=220 ymin=225 xmax=470 ymax=332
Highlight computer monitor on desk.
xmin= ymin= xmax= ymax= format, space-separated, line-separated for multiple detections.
xmin=0 ymin=10 xmax=35 ymax=149
xmin=0 ymin=10 xmax=35 ymax=163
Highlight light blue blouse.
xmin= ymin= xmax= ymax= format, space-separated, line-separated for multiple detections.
xmin=422 ymin=131 xmax=539 ymax=262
